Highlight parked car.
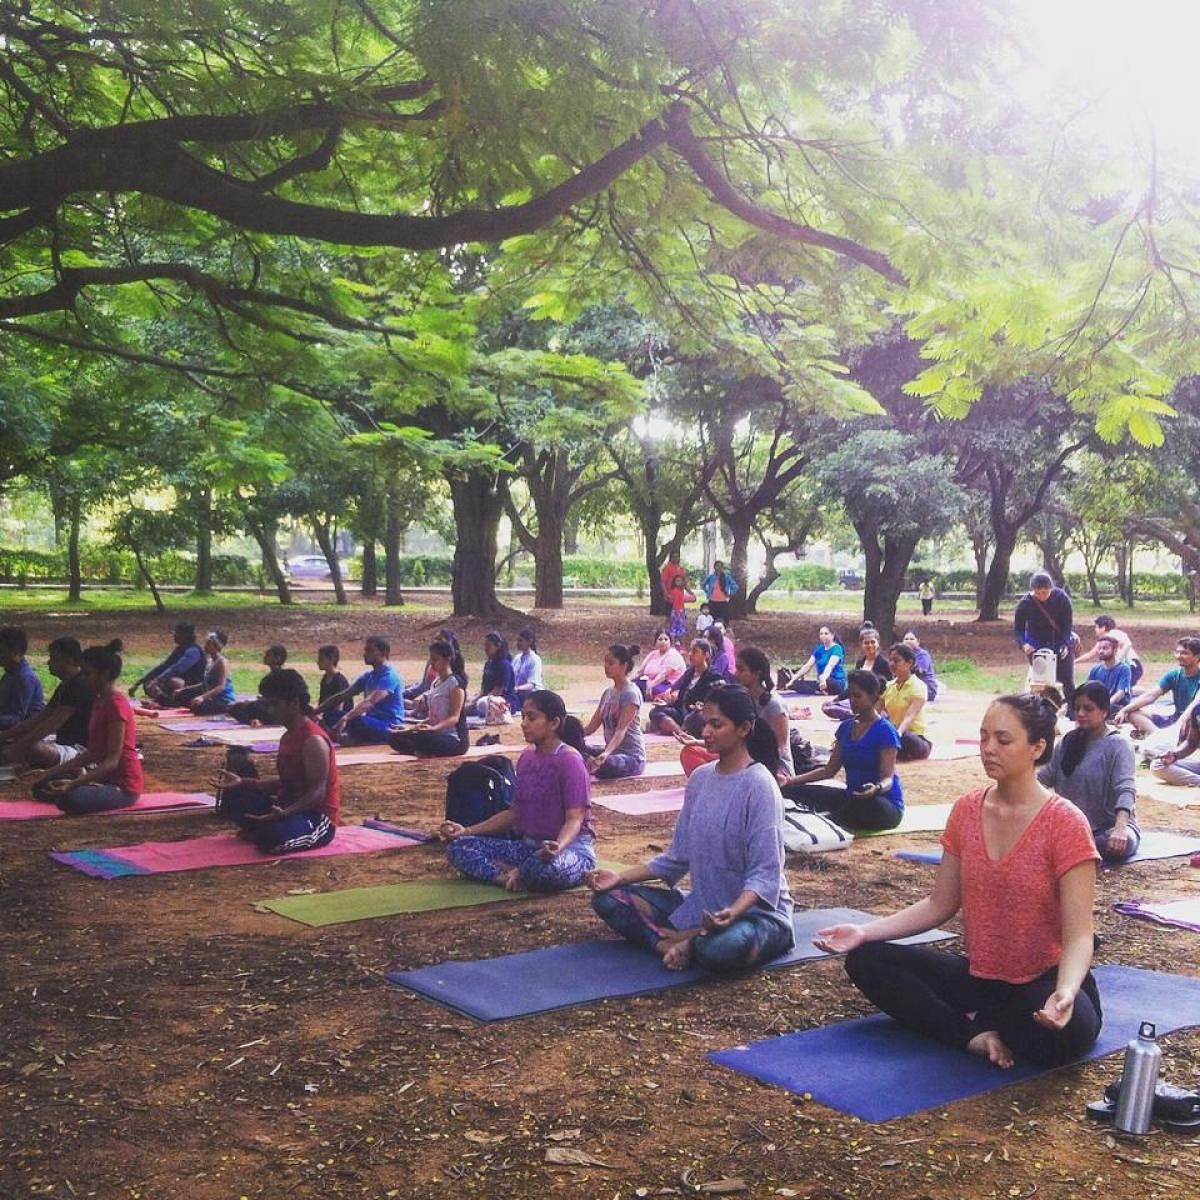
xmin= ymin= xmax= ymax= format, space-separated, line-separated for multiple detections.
xmin=837 ymin=569 xmax=864 ymax=590
xmin=286 ymin=554 xmax=347 ymax=581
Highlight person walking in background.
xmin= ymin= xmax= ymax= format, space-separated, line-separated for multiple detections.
xmin=1013 ymin=572 xmax=1077 ymax=710
xmin=919 ymin=579 xmax=935 ymax=616
xmin=702 ymin=559 xmax=738 ymax=623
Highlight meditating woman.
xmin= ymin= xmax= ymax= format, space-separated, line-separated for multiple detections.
xmin=678 ymin=646 xmax=794 ymax=779
xmin=646 ymin=638 xmax=723 ymax=739
xmin=468 ymin=631 xmax=518 ymax=724
xmin=214 ymin=669 xmax=340 ymax=854
xmin=588 ymin=685 xmax=794 ymax=972
xmin=882 ymin=643 xmax=932 ymax=761
xmin=1038 ymin=681 xmax=1139 ymax=862
xmin=816 ymin=693 xmax=1102 ymax=1069
xmin=781 ymin=669 xmax=902 ymax=831
xmin=228 ymin=644 xmax=288 ymax=725
xmin=788 ymin=626 xmax=846 ymax=696
xmin=822 ymin=627 xmax=892 ymax=721
xmin=512 ymin=627 xmax=545 ymax=699
xmin=30 ymin=640 xmax=144 ymax=815
xmin=177 ymin=630 xmax=236 ymax=715
xmin=439 ymin=690 xmax=596 ymax=892
xmin=581 ymin=643 xmax=645 ymax=779
xmin=903 ymin=629 xmax=940 ymax=702
xmin=635 ymin=630 xmax=687 ymax=699
xmin=388 ymin=639 xmax=469 ymax=758
xmin=706 ymin=625 xmax=732 ymax=678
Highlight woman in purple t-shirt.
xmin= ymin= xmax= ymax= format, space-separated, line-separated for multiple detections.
xmin=438 ymin=691 xmax=596 ymax=892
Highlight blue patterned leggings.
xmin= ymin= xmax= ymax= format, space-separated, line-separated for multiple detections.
xmin=591 ymin=883 xmax=794 ymax=971
xmin=446 ymin=833 xmax=596 ymax=892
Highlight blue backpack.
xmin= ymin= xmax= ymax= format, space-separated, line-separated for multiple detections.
xmin=444 ymin=755 xmax=515 ymax=826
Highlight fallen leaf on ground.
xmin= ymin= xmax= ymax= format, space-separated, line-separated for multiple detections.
xmin=464 ymin=1130 xmax=507 ymax=1145
xmin=699 ymin=1180 xmax=747 ymax=1194
xmin=545 ymin=1147 xmax=615 ymax=1167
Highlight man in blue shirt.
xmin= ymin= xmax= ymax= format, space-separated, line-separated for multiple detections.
xmin=1116 ymin=637 xmax=1200 ymax=736
xmin=0 ymin=626 xmax=45 ymax=730
xmin=130 ymin=623 xmax=206 ymax=702
xmin=317 ymin=636 xmax=404 ymax=744
xmin=1086 ymin=635 xmax=1132 ymax=712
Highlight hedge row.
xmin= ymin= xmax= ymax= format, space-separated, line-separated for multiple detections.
xmin=0 ymin=546 xmax=256 ymax=587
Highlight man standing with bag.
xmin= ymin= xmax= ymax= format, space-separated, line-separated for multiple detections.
xmin=1014 ymin=572 xmax=1077 ymax=710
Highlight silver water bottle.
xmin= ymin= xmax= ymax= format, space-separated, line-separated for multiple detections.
xmin=1113 ymin=1021 xmax=1162 ymax=1134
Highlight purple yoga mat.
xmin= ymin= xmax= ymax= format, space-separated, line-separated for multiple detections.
xmin=592 ymin=786 xmax=686 ymax=815
xmin=51 ymin=824 xmax=420 ymax=877
xmin=1114 ymin=897 xmax=1200 ymax=933
xmin=160 ymin=718 xmax=240 ymax=732
xmin=0 ymin=792 xmax=215 ymax=821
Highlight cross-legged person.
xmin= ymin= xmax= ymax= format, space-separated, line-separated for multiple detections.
xmin=388 ymin=639 xmax=468 ymax=757
xmin=129 ymin=623 xmax=205 ymax=705
xmin=0 ymin=637 xmax=92 ymax=770
xmin=29 ymin=640 xmax=143 ymax=815
xmin=589 ymin=686 xmax=794 ymax=973
xmin=0 ymin=625 xmax=45 ymax=730
xmin=227 ymin=644 xmax=287 ymax=724
xmin=882 ymin=643 xmax=931 ymax=760
xmin=438 ymin=691 xmax=596 ymax=892
xmin=580 ymin=643 xmax=646 ymax=779
xmin=816 ymin=693 xmax=1102 ymax=1069
xmin=213 ymin=669 xmax=340 ymax=854
xmin=315 ymin=636 xmax=404 ymax=744
xmin=1151 ymin=703 xmax=1200 ymax=788
xmin=1115 ymin=637 xmax=1200 ymax=739
xmin=175 ymin=630 xmax=236 ymax=715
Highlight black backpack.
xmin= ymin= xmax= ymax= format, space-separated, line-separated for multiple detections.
xmin=444 ymin=755 xmax=515 ymax=826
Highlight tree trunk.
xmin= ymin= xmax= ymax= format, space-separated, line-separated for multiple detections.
xmin=449 ymin=472 xmax=507 ymax=619
xmin=313 ymin=517 xmax=348 ymax=605
xmin=249 ymin=524 xmax=292 ymax=605
xmin=978 ymin=526 xmax=1018 ymax=621
xmin=531 ymin=504 xmax=564 ymax=608
xmin=130 ymin=543 xmax=166 ymax=613
xmin=361 ymin=541 xmax=378 ymax=596
xmin=867 ymin=534 xmax=919 ymax=643
xmin=66 ymin=495 xmax=82 ymax=602
xmin=970 ymin=533 xmax=989 ymax=607
xmin=745 ymin=553 xmax=782 ymax=614
xmin=1124 ymin=539 xmax=1136 ymax=607
xmin=727 ymin=518 xmax=753 ymax=619
xmin=194 ymin=487 xmax=213 ymax=593
xmin=383 ymin=490 xmax=405 ymax=607
xmin=1114 ymin=542 xmax=1130 ymax=606
xmin=563 ymin=511 xmax=580 ymax=555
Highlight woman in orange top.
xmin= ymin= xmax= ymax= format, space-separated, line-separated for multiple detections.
xmin=816 ymin=692 xmax=1100 ymax=1068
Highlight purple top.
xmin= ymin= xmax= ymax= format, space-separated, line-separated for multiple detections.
xmin=512 ymin=742 xmax=594 ymax=841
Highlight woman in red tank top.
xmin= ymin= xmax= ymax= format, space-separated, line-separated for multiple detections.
xmin=213 ymin=669 xmax=339 ymax=854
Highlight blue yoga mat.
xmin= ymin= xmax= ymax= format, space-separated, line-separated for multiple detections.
xmin=387 ymin=907 xmax=953 ymax=1022
xmin=709 ymin=963 xmax=1200 ymax=1121
xmin=893 ymin=828 xmax=1200 ymax=870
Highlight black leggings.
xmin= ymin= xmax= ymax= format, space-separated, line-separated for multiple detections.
xmin=845 ymin=941 xmax=1102 ymax=1066
xmin=387 ymin=728 xmax=467 ymax=757
xmin=780 ymin=781 xmax=901 ymax=831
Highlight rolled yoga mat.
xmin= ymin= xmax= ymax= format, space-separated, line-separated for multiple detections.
xmin=1113 ymin=897 xmax=1200 ymax=933
xmin=386 ymin=906 xmax=952 ymax=1022
xmin=708 ymin=963 xmax=1200 ymax=1122
xmin=0 ymin=792 xmax=216 ymax=821
xmin=50 ymin=823 xmax=421 ymax=877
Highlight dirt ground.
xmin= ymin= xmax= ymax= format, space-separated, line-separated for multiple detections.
xmin=2 ymin=603 xmax=1200 ymax=1200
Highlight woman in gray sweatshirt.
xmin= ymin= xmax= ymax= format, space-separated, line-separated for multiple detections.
xmin=1038 ymin=680 xmax=1138 ymax=861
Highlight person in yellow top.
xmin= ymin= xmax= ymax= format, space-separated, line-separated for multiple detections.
xmin=883 ymin=643 xmax=931 ymax=760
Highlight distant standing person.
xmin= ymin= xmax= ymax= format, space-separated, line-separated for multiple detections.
xmin=665 ymin=570 xmax=695 ymax=643
xmin=1013 ymin=572 xmax=1077 ymax=709
xmin=919 ymin=579 xmax=935 ymax=616
xmin=702 ymin=559 xmax=738 ymax=623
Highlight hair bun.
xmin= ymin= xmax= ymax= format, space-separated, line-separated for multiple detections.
xmin=106 ymin=638 xmax=124 ymax=653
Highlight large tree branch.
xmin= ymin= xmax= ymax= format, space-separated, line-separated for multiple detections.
xmin=663 ymin=107 xmax=907 ymax=286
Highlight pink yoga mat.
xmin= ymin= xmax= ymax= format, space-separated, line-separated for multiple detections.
xmin=131 ymin=706 xmax=192 ymax=719
xmin=637 ymin=760 xmax=684 ymax=778
xmin=0 ymin=792 xmax=215 ymax=821
xmin=592 ymin=786 xmax=686 ymax=815
xmin=160 ymin=717 xmax=239 ymax=732
xmin=55 ymin=824 xmax=420 ymax=875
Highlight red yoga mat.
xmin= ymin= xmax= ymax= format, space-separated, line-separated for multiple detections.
xmin=0 ymin=792 xmax=216 ymax=821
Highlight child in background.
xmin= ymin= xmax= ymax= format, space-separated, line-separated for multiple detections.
xmin=696 ymin=604 xmax=715 ymax=636
xmin=317 ymin=644 xmax=351 ymax=725
xmin=666 ymin=572 xmax=695 ymax=643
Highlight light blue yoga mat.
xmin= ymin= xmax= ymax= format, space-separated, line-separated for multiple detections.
xmin=893 ymin=828 xmax=1200 ymax=868
xmin=708 ymin=963 xmax=1200 ymax=1121
xmin=386 ymin=907 xmax=952 ymax=1021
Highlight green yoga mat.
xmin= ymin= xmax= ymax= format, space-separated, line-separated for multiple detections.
xmin=255 ymin=862 xmax=627 ymax=927
xmin=853 ymin=801 xmax=953 ymax=839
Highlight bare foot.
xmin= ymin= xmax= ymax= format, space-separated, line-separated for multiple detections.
xmin=657 ymin=936 xmax=695 ymax=971
xmin=967 ymin=1030 xmax=1014 ymax=1069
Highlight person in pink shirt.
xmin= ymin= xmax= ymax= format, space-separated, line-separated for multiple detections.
xmin=816 ymin=692 xmax=1101 ymax=1069
xmin=635 ymin=631 xmax=687 ymax=699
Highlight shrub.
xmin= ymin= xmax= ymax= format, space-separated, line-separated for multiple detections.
xmin=776 ymin=564 xmax=838 ymax=591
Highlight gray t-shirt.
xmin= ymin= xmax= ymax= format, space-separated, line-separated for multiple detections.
xmin=1038 ymin=730 xmax=1137 ymax=833
xmin=648 ymin=760 xmax=794 ymax=936
xmin=758 ymin=690 xmax=795 ymax=775
xmin=425 ymin=672 xmax=464 ymax=725
xmin=600 ymin=682 xmax=645 ymax=763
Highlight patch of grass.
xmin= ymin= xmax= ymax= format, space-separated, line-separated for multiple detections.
xmin=939 ymin=657 xmax=1026 ymax=694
